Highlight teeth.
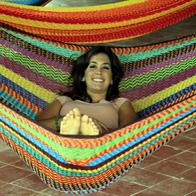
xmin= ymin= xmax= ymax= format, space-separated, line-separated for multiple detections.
xmin=93 ymin=78 xmax=103 ymax=82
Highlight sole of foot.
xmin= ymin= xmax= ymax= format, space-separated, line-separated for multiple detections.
xmin=60 ymin=108 xmax=81 ymax=135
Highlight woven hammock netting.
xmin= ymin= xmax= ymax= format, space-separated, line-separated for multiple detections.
xmin=0 ymin=0 xmax=196 ymax=194
xmin=0 ymin=0 xmax=195 ymax=43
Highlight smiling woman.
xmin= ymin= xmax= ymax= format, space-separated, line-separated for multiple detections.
xmin=36 ymin=46 xmax=136 ymax=135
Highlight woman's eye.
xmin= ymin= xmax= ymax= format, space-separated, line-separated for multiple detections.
xmin=89 ymin=64 xmax=96 ymax=68
xmin=103 ymin=66 xmax=110 ymax=70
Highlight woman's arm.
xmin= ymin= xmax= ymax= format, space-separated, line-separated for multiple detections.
xmin=35 ymin=99 xmax=62 ymax=131
xmin=118 ymin=101 xmax=137 ymax=127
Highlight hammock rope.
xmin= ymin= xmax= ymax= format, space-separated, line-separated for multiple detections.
xmin=0 ymin=0 xmax=195 ymax=43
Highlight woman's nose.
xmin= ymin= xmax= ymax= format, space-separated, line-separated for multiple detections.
xmin=95 ymin=68 xmax=101 ymax=74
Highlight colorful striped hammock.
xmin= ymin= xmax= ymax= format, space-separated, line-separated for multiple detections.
xmin=0 ymin=25 xmax=195 ymax=194
xmin=0 ymin=0 xmax=195 ymax=43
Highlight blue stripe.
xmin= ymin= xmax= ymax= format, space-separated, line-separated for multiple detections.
xmin=0 ymin=75 xmax=47 ymax=109
xmin=2 ymin=28 xmax=195 ymax=63
xmin=0 ymin=111 xmax=194 ymax=176
xmin=87 ymin=107 xmax=195 ymax=166
xmin=1 ymin=28 xmax=82 ymax=59
xmin=1 ymin=119 xmax=192 ymax=194
xmin=138 ymin=84 xmax=196 ymax=118
xmin=0 ymin=115 xmax=68 ymax=164
xmin=0 ymin=90 xmax=36 ymax=119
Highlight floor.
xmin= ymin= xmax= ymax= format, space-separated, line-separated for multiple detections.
xmin=0 ymin=127 xmax=195 ymax=196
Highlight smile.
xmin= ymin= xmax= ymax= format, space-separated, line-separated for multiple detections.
xmin=92 ymin=78 xmax=104 ymax=82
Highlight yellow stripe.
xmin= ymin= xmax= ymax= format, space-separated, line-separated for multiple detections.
xmin=132 ymin=76 xmax=196 ymax=112
xmin=0 ymin=1 xmax=193 ymax=30
xmin=1 ymin=64 xmax=195 ymax=111
xmin=1 ymin=109 xmax=194 ymax=174
xmin=0 ymin=0 xmax=147 ymax=12
xmin=1 ymin=63 xmax=195 ymax=112
xmin=101 ymin=112 xmax=195 ymax=173
xmin=0 ymin=65 xmax=56 ymax=103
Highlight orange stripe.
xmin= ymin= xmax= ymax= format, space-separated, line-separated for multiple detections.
xmin=0 ymin=0 xmax=189 ymax=23
xmin=1 ymin=96 xmax=194 ymax=150
xmin=0 ymin=96 xmax=194 ymax=166
xmin=2 ymin=120 xmax=189 ymax=185
xmin=1 ymin=84 xmax=41 ymax=114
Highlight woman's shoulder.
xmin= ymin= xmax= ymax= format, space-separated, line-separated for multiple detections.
xmin=56 ymin=95 xmax=73 ymax=105
xmin=112 ymin=97 xmax=131 ymax=110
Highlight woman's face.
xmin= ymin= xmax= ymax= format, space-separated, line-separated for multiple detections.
xmin=83 ymin=53 xmax=113 ymax=96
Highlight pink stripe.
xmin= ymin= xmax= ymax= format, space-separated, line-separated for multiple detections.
xmin=0 ymin=56 xmax=71 ymax=94
xmin=1 ymin=39 xmax=72 ymax=73
xmin=120 ymin=66 xmax=195 ymax=101
xmin=124 ymin=51 xmax=195 ymax=78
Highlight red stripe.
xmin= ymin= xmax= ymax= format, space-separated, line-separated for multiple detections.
xmin=82 ymin=102 xmax=194 ymax=165
xmin=1 ymin=84 xmax=40 ymax=114
xmin=0 ymin=131 xmax=134 ymax=184
xmin=1 ymin=120 xmax=190 ymax=186
xmin=2 ymin=4 xmax=193 ymax=44
xmin=0 ymin=0 xmax=191 ymax=24
xmin=36 ymin=5 xmax=195 ymax=43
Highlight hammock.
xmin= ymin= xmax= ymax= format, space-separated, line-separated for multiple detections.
xmin=0 ymin=0 xmax=196 ymax=194
xmin=0 ymin=26 xmax=195 ymax=194
xmin=0 ymin=0 xmax=195 ymax=43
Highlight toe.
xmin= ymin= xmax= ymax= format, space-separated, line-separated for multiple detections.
xmin=68 ymin=109 xmax=74 ymax=115
xmin=73 ymin=108 xmax=81 ymax=117
xmin=94 ymin=130 xmax=99 ymax=135
xmin=81 ymin=115 xmax=88 ymax=123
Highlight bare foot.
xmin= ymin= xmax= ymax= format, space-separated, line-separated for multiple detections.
xmin=80 ymin=115 xmax=99 ymax=136
xmin=60 ymin=108 xmax=81 ymax=135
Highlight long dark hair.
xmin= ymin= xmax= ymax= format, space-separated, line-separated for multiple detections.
xmin=64 ymin=46 xmax=123 ymax=102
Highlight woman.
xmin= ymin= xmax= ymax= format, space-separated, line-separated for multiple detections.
xmin=36 ymin=46 xmax=136 ymax=135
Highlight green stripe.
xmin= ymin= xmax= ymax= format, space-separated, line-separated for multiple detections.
xmin=1 ymin=42 xmax=195 ymax=90
xmin=0 ymin=90 xmax=35 ymax=119
xmin=2 ymin=28 xmax=195 ymax=62
xmin=0 ymin=45 xmax=71 ymax=85
xmin=1 ymin=99 xmax=194 ymax=160
xmin=116 ymin=116 xmax=194 ymax=169
xmin=0 ymin=114 xmax=194 ymax=177
xmin=1 ymin=28 xmax=82 ymax=59
xmin=119 ymin=39 xmax=196 ymax=63
xmin=119 ymin=57 xmax=195 ymax=90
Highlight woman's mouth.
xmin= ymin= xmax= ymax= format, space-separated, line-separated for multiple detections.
xmin=92 ymin=78 xmax=103 ymax=83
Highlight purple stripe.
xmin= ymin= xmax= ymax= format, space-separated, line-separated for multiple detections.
xmin=124 ymin=51 xmax=196 ymax=77
xmin=120 ymin=66 xmax=196 ymax=101
xmin=0 ymin=56 xmax=71 ymax=94
xmin=0 ymin=39 xmax=72 ymax=73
